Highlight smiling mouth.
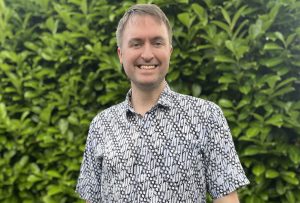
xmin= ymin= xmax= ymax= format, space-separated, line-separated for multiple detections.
xmin=137 ymin=65 xmax=158 ymax=70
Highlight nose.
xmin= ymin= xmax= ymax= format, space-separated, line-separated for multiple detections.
xmin=141 ymin=43 xmax=154 ymax=61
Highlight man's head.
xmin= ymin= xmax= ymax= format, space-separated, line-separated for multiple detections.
xmin=116 ymin=4 xmax=172 ymax=48
xmin=116 ymin=4 xmax=173 ymax=90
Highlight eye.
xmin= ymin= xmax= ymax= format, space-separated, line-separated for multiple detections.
xmin=153 ymin=40 xmax=164 ymax=47
xmin=129 ymin=40 xmax=143 ymax=48
xmin=133 ymin=42 xmax=141 ymax=47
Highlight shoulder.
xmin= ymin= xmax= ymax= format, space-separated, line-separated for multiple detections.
xmin=170 ymin=90 xmax=221 ymax=115
xmin=90 ymin=101 xmax=126 ymax=128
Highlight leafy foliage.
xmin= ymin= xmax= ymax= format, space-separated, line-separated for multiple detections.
xmin=0 ymin=0 xmax=299 ymax=202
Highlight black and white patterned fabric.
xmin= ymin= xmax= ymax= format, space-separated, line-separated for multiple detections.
xmin=76 ymin=84 xmax=249 ymax=203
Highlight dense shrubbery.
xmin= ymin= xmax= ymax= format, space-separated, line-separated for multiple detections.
xmin=0 ymin=0 xmax=299 ymax=202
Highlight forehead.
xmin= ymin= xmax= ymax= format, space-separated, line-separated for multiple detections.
xmin=127 ymin=14 xmax=162 ymax=26
xmin=123 ymin=15 xmax=168 ymax=38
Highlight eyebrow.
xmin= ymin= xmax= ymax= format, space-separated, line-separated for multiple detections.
xmin=151 ymin=36 xmax=166 ymax=42
xmin=128 ymin=38 xmax=143 ymax=44
xmin=128 ymin=36 xmax=166 ymax=44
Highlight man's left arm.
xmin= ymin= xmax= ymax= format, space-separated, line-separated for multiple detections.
xmin=213 ymin=191 xmax=239 ymax=203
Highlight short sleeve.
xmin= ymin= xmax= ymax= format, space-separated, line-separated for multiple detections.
xmin=204 ymin=104 xmax=250 ymax=199
xmin=76 ymin=121 xmax=102 ymax=203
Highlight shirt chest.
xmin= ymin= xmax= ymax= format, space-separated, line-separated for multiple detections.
xmin=96 ymin=108 xmax=206 ymax=181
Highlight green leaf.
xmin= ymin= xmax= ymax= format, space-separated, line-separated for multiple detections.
xmin=192 ymin=84 xmax=201 ymax=97
xmin=286 ymin=33 xmax=296 ymax=47
xmin=218 ymin=74 xmax=235 ymax=84
xmin=286 ymin=191 xmax=295 ymax=203
xmin=274 ymin=31 xmax=285 ymax=46
xmin=266 ymin=75 xmax=281 ymax=89
xmin=261 ymin=3 xmax=281 ymax=32
xmin=225 ymin=39 xmax=249 ymax=59
xmin=29 ymin=163 xmax=41 ymax=174
xmin=46 ymin=170 xmax=61 ymax=178
xmin=167 ymin=70 xmax=180 ymax=82
xmin=233 ymin=19 xmax=249 ymax=39
xmin=47 ymin=185 xmax=63 ymax=196
xmin=18 ymin=155 xmax=29 ymax=168
xmin=58 ymin=119 xmax=68 ymax=134
xmin=272 ymin=86 xmax=295 ymax=98
xmin=0 ymin=103 xmax=8 ymax=120
xmin=24 ymin=41 xmax=40 ymax=51
xmin=282 ymin=174 xmax=299 ymax=185
xmin=266 ymin=169 xmax=279 ymax=179
xmin=211 ymin=20 xmax=231 ymax=36
xmin=249 ymin=19 xmax=263 ymax=39
xmin=80 ymin=0 xmax=87 ymax=14
xmin=177 ymin=12 xmax=191 ymax=28
xmin=242 ymin=145 xmax=266 ymax=156
xmin=67 ymin=113 xmax=79 ymax=125
xmin=282 ymin=171 xmax=296 ymax=178
xmin=265 ymin=114 xmax=283 ymax=127
xmin=232 ymin=6 xmax=247 ymax=30
xmin=275 ymin=77 xmax=296 ymax=90
xmin=4 ymin=71 xmax=22 ymax=95
xmin=236 ymin=98 xmax=250 ymax=109
xmin=191 ymin=3 xmax=208 ymax=26
xmin=45 ymin=17 xmax=58 ymax=34
xmin=218 ymin=99 xmax=233 ymax=108
xmin=40 ymin=106 xmax=54 ymax=124
xmin=221 ymin=7 xmax=231 ymax=26
xmin=246 ymin=127 xmax=260 ymax=138
xmin=288 ymin=147 xmax=300 ymax=164
xmin=239 ymin=85 xmax=251 ymax=95
xmin=263 ymin=43 xmax=283 ymax=50
xmin=260 ymin=58 xmax=283 ymax=67
xmin=27 ymin=175 xmax=41 ymax=183
xmin=252 ymin=163 xmax=265 ymax=176
xmin=232 ymin=127 xmax=242 ymax=137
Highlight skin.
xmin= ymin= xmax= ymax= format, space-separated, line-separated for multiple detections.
xmin=85 ymin=14 xmax=240 ymax=203
xmin=214 ymin=192 xmax=240 ymax=203
xmin=117 ymin=15 xmax=172 ymax=115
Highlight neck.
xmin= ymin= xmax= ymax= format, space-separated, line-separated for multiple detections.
xmin=131 ymin=81 xmax=166 ymax=116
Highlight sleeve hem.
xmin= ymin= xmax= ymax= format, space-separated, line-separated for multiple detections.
xmin=211 ymin=179 xmax=250 ymax=200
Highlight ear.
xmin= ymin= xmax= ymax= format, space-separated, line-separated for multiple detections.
xmin=170 ymin=45 xmax=173 ymax=55
xmin=117 ymin=47 xmax=123 ymax=64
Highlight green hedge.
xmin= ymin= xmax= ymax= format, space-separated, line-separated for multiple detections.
xmin=0 ymin=0 xmax=300 ymax=202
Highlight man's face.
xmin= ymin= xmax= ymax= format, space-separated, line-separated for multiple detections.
xmin=117 ymin=15 xmax=172 ymax=90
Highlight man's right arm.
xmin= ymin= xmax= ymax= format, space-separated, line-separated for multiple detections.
xmin=213 ymin=191 xmax=240 ymax=203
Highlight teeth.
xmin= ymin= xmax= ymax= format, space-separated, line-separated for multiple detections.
xmin=139 ymin=65 xmax=156 ymax=69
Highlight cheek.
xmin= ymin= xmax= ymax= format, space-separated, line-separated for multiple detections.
xmin=123 ymin=51 xmax=139 ymax=63
xmin=158 ymin=48 xmax=172 ymax=57
xmin=159 ymin=52 xmax=171 ymax=62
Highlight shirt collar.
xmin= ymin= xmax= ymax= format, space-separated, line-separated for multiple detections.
xmin=123 ymin=83 xmax=174 ymax=115
xmin=157 ymin=84 xmax=173 ymax=108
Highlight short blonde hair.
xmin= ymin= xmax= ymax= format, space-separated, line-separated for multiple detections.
xmin=116 ymin=4 xmax=172 ymax=47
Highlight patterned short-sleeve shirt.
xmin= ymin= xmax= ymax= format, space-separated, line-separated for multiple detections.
xmin=76 ymin=85 xmax=249 ymax=203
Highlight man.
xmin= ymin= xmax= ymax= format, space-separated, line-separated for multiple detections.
xmin=76 ymin=4 xmax=249 ymax=203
